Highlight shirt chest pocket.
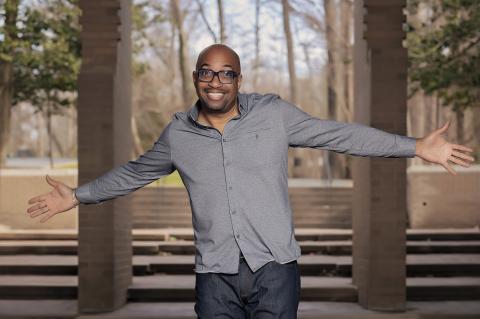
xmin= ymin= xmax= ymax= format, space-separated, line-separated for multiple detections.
xmin=233 ymin=126 xmax=285 ymax=168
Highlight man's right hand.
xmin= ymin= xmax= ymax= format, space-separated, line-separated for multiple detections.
xmin=27 ymin=175 xmax=79 ymax=223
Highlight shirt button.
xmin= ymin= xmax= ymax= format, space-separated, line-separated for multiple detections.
xmin=232 ymin=210 xmax=237 ymax=215
xmin=228 ymin=186 xmax=233 ymax=190
xmin=225 ymin=160 xmax=229 ymax=166
xmin=236 ymin=234 xmax=241 ymax=239
xmin=222 ymin=137 xmax=227 ymax=142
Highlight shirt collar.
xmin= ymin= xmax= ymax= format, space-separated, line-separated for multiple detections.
xmin=187 ymin=94 xmax=249 ymax=127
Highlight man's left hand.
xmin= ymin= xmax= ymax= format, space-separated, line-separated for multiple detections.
xmin=415 ymin=121 xmax=475 ymax=175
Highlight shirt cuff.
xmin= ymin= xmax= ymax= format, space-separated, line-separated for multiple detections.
xmin=395 ymin=135 xmax=417 ymax=158
xmin=74 ymin=183 xmax=98 ymax=204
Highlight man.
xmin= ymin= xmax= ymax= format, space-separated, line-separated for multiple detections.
xmin=27 ymin=44 xmax=474 ymax=318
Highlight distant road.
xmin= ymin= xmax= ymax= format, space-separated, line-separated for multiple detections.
xmin=4 ymin=157 xmax=77 ymax=169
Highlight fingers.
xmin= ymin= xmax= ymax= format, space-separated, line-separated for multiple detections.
xmin=452 ymin=150 xmax=475 ymax=163
xmin=27 ymin=202 xmax=46 ymax=214
xmin=40 ymin=212 xmax=55 ymax=223
xmin=452 ymin=144 xmax=474 ymax=153
xmin=29 ymin=206 xmax=50 ymax=218
xmin=448 ymin=156 xmax=471 ymax=168
xmin=441 ymin=162 xmax=457 ymax=175
xmin=28 ymin=194 xmax=47 ymax=205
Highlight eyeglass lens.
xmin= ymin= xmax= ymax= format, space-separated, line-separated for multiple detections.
xmin=197 ymin=69 xmax=236 ymax=84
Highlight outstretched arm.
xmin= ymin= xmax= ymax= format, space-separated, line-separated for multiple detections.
xmin=275 ymin=95 xmax=475 ymax=173
xmin=415 ymin=121 xmax=474 ymax=174
xmin=27 ymin=123 xmax=175 ymax=223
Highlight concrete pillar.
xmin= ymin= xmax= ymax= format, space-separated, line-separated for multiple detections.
xmin=77 ymin=0 xmax=132 ymax=313
xmin=352 ymin=0 xmax=408 ymax=311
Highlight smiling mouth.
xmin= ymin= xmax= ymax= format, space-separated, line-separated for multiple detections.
xmin=206 ymin=92 xmax=225 ymax=101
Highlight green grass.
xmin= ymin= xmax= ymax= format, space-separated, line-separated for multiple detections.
xmin=147 ymin=170 xmax=184 ymax=187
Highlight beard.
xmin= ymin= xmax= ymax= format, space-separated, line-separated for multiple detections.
xmin=197 ymin=90 xmax=237 ymax=115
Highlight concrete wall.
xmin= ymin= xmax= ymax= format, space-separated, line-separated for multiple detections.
xmin=408 ymin=165 xmax=480 ymax=229
xmin=0 ymin=169 xmax=78 ymax=230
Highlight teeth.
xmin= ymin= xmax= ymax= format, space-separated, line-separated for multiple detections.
xmin=207 ymin=92 xmax=224 ymax=100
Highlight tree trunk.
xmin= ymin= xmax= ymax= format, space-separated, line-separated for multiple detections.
xmin=46 ymin=107 xmax=54 ymax=169
xmin=0 ymin=63 xmax=13 ymax=168
xmin=131 ymin=115 xmax=144 ymax=157
xmin=217 ymin=0 xmax=226 ymax=43
xmin=324 ymin=0 xmax=341 ymax=179
xmin=170 ymin=0 xmax=190 ymax=108
xmin=281 ymin=0 xmax=297 ymax=105
xmin=0 ymin=0 xmax=20 ymax=167
xmin=472 ymin=107 xmax=480 ymax=159
xmin=252 ymin=0 xmax=261 ymax=91
xmin=50 ymin=127 xmax=65 ymax=157
xmin=456 ymin=109 xmax=464 ymax=145
xmin=196 ymin=0 xmax=217 ymax=43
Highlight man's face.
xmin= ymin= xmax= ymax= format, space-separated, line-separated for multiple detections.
xmin=193 ymin=47 xmax=242 ymax=114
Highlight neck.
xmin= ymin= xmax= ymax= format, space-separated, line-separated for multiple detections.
xmin=198 ymin=102 xmax=239 ymax=130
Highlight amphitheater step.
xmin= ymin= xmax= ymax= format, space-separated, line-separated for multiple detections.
xmin=1 ymin=300 xmax=479 ymax=319
xmin=1 ymin=228 xmax=478 ymax=241
xmin=0 ymin=275 xmax=479 ymax=302
xmin=0 ymin=254 xmax=479 ymax=277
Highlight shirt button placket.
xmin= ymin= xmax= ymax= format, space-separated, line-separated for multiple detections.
xmin=222 ymin=136 xmax=239 ymax=241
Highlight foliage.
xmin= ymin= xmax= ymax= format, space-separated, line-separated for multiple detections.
xmin=407 ymin=0 xmax=480 ymax=111
xmin=0 ymin=0 xmax=80 ymax=113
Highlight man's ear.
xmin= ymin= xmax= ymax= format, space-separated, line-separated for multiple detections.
xmin=237 ymin=74 xmax=243 ymax=90
xmin=192 ymin=71 xmax=197 ymax=83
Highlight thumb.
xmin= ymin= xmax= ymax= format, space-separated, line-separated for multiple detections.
xmin=437 ymin=121 xmax=450 ymax=134
xmin=45 ymin=175 xmax=60 ymax=188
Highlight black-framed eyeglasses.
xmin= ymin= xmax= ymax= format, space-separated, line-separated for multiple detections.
xmin=195 ymin=68 xmax=239 ymax=84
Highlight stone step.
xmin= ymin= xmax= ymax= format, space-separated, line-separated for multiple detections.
xmin=0 ymin=275 xmax=479 ymax=302
xmin=1 ymin=240 xmax=479 ymax=255
xmin=1 ymin=228 xmax=479 ymax=241
xmin=1 ymin=300 xmax=479 ymax=319
xmin=0 ymin=241 xmax=161 ymax=255
xmin=1 ymin=254 xmax=479 ymax=277
xmin=155 ymin=240 xmax=480 ymax=255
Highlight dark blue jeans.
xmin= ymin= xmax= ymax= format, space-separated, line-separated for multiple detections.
xmin=194 ymin=255 xmax=301 ymax=318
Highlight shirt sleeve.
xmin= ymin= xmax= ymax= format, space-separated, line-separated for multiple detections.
xmin=276 ymin=96 xmax=417 ymax=158
xmin=74 ymin=122 xmax=175 ymax=204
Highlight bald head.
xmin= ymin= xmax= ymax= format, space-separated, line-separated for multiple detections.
xmin=195 ymin=44 xmax=241 ymax=74
xmin=193 ymin=44 xmax=243 ymax=114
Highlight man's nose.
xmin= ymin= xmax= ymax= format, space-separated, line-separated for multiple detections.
xmin=209 ymin=74 xmax=223 ymax=87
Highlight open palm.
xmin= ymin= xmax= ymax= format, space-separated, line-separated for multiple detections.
xmin=27 ymin=175 xmax=77 ymax=223
xmin=416 ymin=121 xmax=474 ymax=174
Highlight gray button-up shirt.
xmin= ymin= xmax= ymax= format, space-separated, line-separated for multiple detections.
xmin=75 ymin=93 xmax=417 ymax=274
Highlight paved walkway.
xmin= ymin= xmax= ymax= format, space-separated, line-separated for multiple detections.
xmin=1 ymin=300 xmax=480 ymax=318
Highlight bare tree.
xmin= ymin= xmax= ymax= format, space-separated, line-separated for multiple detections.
xmin=196 ymin=0 xmax=218 ymax=43
xmin=170 ymin=0 xmax=191 ymax=108
xmin=323 ymin=0 xmax=354 ymax=179
xmin=281 ymin=0 xmax=297 ymax=104
xmin=252 ymin=0 xmax=261 ymax=90
xmin=217 ymin=0 xmax=226 ymax=43
xmin=0 ymin=0 xmax=19 ymax=167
